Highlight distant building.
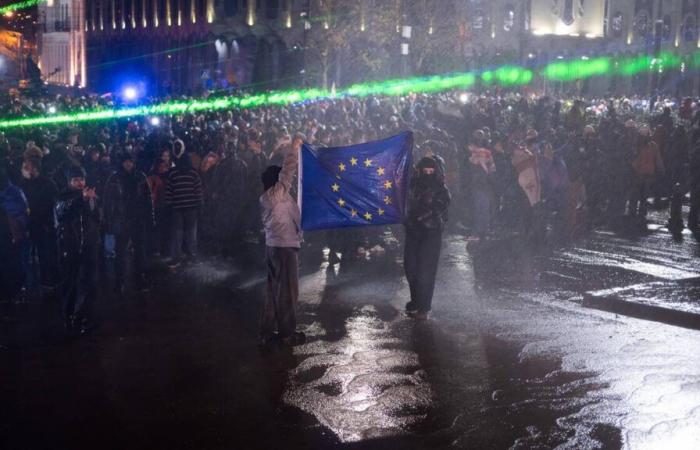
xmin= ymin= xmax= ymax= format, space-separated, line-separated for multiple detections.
xmin=38 ymin=0 xmax=87 ymax=87
xmin=82 ymin=0 xmax=303 ymax=95
xmin=37 ymin=0 xmax=700 ymax=96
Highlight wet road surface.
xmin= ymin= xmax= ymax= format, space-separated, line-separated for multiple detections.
xmin=2 ymin=216 xmax=700 ymax=449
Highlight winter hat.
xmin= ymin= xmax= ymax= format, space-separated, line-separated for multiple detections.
xmin=67 ymin=165 xmax=86 ymax=179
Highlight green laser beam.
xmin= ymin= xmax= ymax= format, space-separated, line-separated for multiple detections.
xmin=0 ymin=0 xmax=41 ymax=15
xmin=1 ymin=51 xmax=697 ymax=129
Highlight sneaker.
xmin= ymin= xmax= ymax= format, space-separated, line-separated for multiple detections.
xmin=412 ymin=311 xmax=429 ymax=321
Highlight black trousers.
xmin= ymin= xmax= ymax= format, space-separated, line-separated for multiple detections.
xmin=689 ymin=187 xmax=700 ymax=231
xmin=115 ymin=221 xmax=147 ymax=285
xmin=260 ymin=246 xmax=299 ymax=339
xmin=404 ymin=227 xmax=443 ymax=313
xmin=61 ymin=255 xmax=97 ymax=324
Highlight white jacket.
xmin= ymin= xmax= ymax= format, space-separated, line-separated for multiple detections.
xmin=260 ymin=147 xmax=302 ymax=248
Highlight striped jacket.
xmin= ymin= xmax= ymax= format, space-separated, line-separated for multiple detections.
xmin=165 ymin=166 xmax=203 ymax=211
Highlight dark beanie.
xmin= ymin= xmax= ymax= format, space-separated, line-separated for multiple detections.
xmin=67 ymin=165 xmax=86 ymax=179
xmin=261 ymin=165 xmax=282 ymax=191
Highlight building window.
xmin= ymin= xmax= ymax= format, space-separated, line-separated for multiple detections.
xmin=266 ymin=0 xmax=279 ymax=20
xmin=224 ymin=0 xmax=238 ymax=16
xmin=634 ymin=11 xmax=650 ymax=38
xmin=682 ymin=15 xmax=697 ymax=43
xmin=503 ymin=4 xmax=514 ymax=32
xmin=472 ymin=8 xmax=485 ymax=31
xmin=662 ymin=15 xmax=672 ymax=41
xmin=611 ymin=11 xmax=623 ymax=37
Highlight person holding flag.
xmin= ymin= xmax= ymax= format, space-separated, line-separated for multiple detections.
xmin=403 ymin=155 xmax=451 ymax=320
xmin=259 ymin=133 xmax=305 ymax=347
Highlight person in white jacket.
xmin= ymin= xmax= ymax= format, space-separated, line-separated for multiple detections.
xmin=259 ymin=133 xmax=305 ymax=346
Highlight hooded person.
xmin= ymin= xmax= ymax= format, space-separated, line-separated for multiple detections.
xmin=258 ymin=133 xmax=304 ymax=347
xmin=403 ymin=155 xmax=451 ymax=320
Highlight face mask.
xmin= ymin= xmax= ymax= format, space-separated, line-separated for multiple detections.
xmin=21 ymin=169 xmax=32 ymax=179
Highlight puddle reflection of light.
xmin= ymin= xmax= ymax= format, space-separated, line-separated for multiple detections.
xmin=284 ymin=311 xmax=431 ymax=442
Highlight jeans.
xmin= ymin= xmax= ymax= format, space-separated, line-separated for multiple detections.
xmin=171 ymin=208 xmax=199 ymax=260
xmin=261 ymin=246 xmax=299 ymax=339
xmin=104 ymin=234 xmax=116 ymax=258
xmin=471 ymin=188 xmax=493 ymax=237
xmin=404 ymin=227 xmax=443 ymax=313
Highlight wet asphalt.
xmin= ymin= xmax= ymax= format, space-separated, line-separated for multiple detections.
xmin=2 ymin=213 xmax=700 ymax=450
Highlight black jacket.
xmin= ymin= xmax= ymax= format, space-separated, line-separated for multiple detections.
xmin=103 ymin=169 xmax=153 ymax=234
xmin=55 ymin=190 xmax=100 ymax=261
xmin=19 ymin=176 xmax=58 ymax=234
xmin=406 ymin=159 xmax=451 ymax=232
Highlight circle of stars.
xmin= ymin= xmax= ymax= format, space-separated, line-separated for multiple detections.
xmin=332 ymin=156 xmax=395 ymax=223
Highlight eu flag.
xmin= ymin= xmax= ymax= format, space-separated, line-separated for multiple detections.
xmin=300 ymin=131 xmax=413 ymax=231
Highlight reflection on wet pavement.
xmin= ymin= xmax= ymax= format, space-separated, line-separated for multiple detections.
xmin=2 ymin=216 xmax=700 ymax=449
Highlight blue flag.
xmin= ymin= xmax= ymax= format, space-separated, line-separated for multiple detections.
xmin=300 ymin=131 xmax=413 ymax=231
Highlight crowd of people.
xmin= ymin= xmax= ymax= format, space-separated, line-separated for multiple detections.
xmin=2 ymin=90 xmax=700 ymax=336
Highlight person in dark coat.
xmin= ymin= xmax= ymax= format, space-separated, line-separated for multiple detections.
xmin=19 ymin=157 xmax=58 ymax=291
xmin=103 ymin=153 xmax=153 ymax=292
xmin=55 ymin=166 xmax=100 ymax=335
xmin=0 ymin=165 xmax=29 ymax=300
xmin=403 ymin=155 xmax=451 ymax=320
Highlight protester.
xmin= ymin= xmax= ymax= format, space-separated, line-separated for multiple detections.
xmin=55 ymin=166 xmax=100 ymax=335
xmin=259 ymin=134 xmax=304 ymax=346
xmin=103 ymin=153 xmax=153 ymax=293
xmin=19 ymin=157 xmax=58 ymax=294
xmin=630 ymin=125 xmax=665 ymax=221
xmin=403 ymin=155 xmax=451 ymax=320
xmin=165 ymin=140 xmax=203 ymax=266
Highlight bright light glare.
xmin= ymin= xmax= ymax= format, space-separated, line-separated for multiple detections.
xmin=48 ymin=105 xmax=57 ymax=114
xmin=459 ymin=93 xmax=469 ymax=104
xmin=123 ymin=87 xmax=138 ymax=101
xmin=149 ymin=116 xmax=160 ymax=126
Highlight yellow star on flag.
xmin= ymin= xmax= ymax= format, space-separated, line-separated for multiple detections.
xmin=377 ymin=167 xmax=386 ymax=176
xmin=384 ymin=196 xmax=392 ymax=205
xmin=378 ymin=208 xmax=385 ymax=216
xmin=331 ymin=183 xmax=340 ymax=192
xmin=338 ymin=163 xmax=346 ymax=172
xmin=350 ymin=209 xmax=358 ymax=217
xmin=364 ymin=158 xmax=373 ymax=167
xmin=337 ymin=198 xmax=346 ymax=207
xmin=350 ymin=157 xmax=358 ymax=166
xmin=363 ymin=212 xmax=372 ymax=221
xmin=383 ymin=180 xmax=393 ymax=189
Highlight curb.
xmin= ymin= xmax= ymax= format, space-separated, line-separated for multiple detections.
xmin=582 ymin=292 xmax=700 ymax=331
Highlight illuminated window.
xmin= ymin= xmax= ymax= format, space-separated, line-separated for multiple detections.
xmin=611 ymin=11 xmax=623 ymax=37
xmin=503 ymin=4 xmax=514 ymax=32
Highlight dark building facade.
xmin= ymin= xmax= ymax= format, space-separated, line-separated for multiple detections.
xmin=85 ymin=0 xmax=302 ymax=95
